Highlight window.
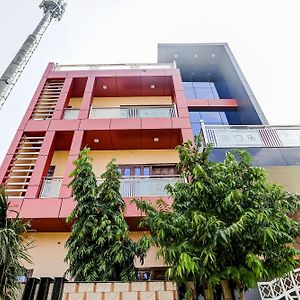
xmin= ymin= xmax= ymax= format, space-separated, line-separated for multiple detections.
xmin=200 ymin=111 xmax=224 ymax=124
xmin=189 ymin=111 xmax=229 ymax=135
xmin=183 ymin=81 xmax=220 ymax=100
xmin=118 ymin=164 xmax=177 ymax=177
xmin=46 ymin=166 xmax=55 ymax=177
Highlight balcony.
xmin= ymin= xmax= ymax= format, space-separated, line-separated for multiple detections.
xmin=201 ymin=123 xmax=300 ymax=148
xmin=90 ymin=105 xmax=177 ymax=119
xmin=63 ymin=108 xmax=80 ymax=119
xmin=119 ymin=175 xmax=180 ymax=197
xmin=40 ymin=177 xmax=63 ymax=198
xmin=39 ymin=175 xmax=180 ymax=199
xmin=53 ymin=62 xmax=176 ymax=71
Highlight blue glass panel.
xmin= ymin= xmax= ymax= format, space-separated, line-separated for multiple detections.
xmin=184 ymin=88 xmax=196 ymax=99
xmin=191 ymin=123 xmax=201 ymax=135
xmin=144 ymin=167 xmax=150 ymax=176
xmin=124 ymin=168 xmax=131 ymax=176
xmin=211 ymin=87 xmax=220 ymax=99
xmin=210 ymin=149 xmax=227 ymax=162
xmin=192 ymin=82 xmax=211 ymax=88
xmin=189 ymin=111 xmax=201 ymax=122
xmin=194 ymin=88 xmax=215 ymax=99
xmin=211 ymin=148 xmax=295 ymax=167
xmin=211 ymin=148 xmax=286 ymax=166
xmin=246 ymin=148 xmax=287 ymax=166
xmin=225 ymin=111 xmax=242 ymax=125
xmin=200 ymin=111 xmax=223 ymax=124
xmin=215 ymin=81 xmax=232 ymax=99
xmin=183 ymin=82 xmax=193 ymax=88
xmin=280 ymin=148 xmax=300 ymax=166
xmin=219 ymin=112 xmax=229 ymax=125
xmin=134 ymin=167 xmax=141 ymax=176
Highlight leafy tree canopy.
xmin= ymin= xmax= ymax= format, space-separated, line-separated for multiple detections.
xmin=65 ymin=148 xmax=149 ymax=281
xmin=133 ymin=138 xmax=300 ymax=299
xmin=0 ymin=186 xmax=31 ymax=300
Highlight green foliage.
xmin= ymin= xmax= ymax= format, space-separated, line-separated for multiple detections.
xmin=0 ymin=186 xmax=31 ymax=300
xmin=133 ymin=137 xmax=300 ymax=293
xmin=65 ymin=148 xmax=149 ymax=281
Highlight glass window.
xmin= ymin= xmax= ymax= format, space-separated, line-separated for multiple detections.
xmin=192 ymin=82 xmax=211 ymax=88
xmin=194 ymin=88 xmax=215 ymax=99
xmin=124 ymin=168 xmax=131 ymax=177
xmin=191 ymin=123 xmax=201 ymax=135
xmin=189 ymin=111 xmax=201 ymax=122
xmin=184 ymin=88 xmax=196 ymax=99
xmin=200 ymin=111 xmax=223 ymax=124
xmin=225 ymin=111 xmax=241 ymax=125
xmin=183 ymin=82 xmax=193 ymax=88
xmin=183 ymin=81 xmax=220 ymax=100
xmin=220 ymin=112 xmax=229 ymax=125
xmin=134 ymin=167 xmax=141 ymax=176
xmin=143 ymin=167 xmax=150 ymax=176
xmin=211 ymin=86 xmax=220 ymax=99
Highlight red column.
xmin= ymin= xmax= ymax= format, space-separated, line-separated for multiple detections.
xmin=59 ymin=130 xmax=84 ymax=198
xmin=172 ymin=71 xmax=193 ymax=142
xmin=78 ymin=76 xmax=95 ymax=120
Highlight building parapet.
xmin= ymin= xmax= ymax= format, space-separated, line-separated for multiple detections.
xmin=201 ymin=122 xmax=300 ymax=148
xmin=53 ymin=62 xmax=176 ymax=71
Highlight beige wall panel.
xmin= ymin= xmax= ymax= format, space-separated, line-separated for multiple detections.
xmin=130 ymin=232 xmax=165 ymax=268
xmin=89 ymin=150 xmax=179 ymax=175
xmin=50 ymin=151 xmax=69 ymax=176
xmin=68 ymin=97 xmax=82 ymax=108
xmin=265 ymin=166 xmax=300 ymax=193
xmin=24 ymin=233 xmax=69 ymax=277
xmin=92 ymin=96 xmax=173 ymax=107
xmin=25 ymin=231 xmax=165 ymax=277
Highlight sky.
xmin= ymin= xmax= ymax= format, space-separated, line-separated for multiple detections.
xmin=0 ymin=0 xmax=300 ymax=162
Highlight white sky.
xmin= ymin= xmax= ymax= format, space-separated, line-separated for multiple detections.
xmin=0 ymin=0 xmax=300 ymax=162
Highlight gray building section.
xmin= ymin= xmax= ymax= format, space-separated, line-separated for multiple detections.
xmin=157 ymin=43 xmax=268 ymax=126
xmin=158 ymin=43 xmax=300 ymax=168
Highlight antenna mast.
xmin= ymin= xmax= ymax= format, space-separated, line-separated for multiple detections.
xmin=0 ymin=0 xmax=66 ymax=110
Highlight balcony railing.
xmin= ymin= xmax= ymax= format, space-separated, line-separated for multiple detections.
xmin=90 ymin=106 xmax=177 ymax=119
xmin=98 ymin=176 xmax=181 ymax=197
xmin=39 ymin=176 xmax=181 ymax=198
xmin=63 ymin=108 xmax=80 ymax=119
xmin=54 ymin=62 xmax=176 ymax=71
xmin=40 ymin=177 xmax=63 ymax=198
xmin=120 ymin=176 xmax=180 ymax=197
xmin=200 ymin=123 xmax=300 ymax=148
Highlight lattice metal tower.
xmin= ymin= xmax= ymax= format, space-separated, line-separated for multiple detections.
xmin=0 ymin=0 xmax=67 ymax=110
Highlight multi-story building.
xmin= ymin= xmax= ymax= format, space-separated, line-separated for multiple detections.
xmin=1 ymin=43 xmax=300 ymax=285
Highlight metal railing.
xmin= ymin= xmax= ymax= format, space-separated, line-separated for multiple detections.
xmin=63 ymin=108 xmax=80 ymax=119
xmin=54 ymin=62 xmax=176 ymax=71
xmin=39 ymin=176 xmax=180 ymax=198
xmin=31 ymin=79 xmax=64 ymax=120
xmin=98 ymin=176 xmax=181 ymax=197
xmin=90 ymin=105 xmax=177 ymax=119
xmin=200 ymin=122 xmax=300 ymax=148
xmin=258 ymin=268 xmax=300 ymax=300
xmin=40 ymin=177 xmax=63 ymax=198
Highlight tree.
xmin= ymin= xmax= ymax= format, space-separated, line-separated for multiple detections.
xmin=65 ymin=148 xmax=149 ymax=281
xmin=133 ymin=138 xmax=300 ymax=300
xmin=0 ymin=185 xmax=31 ymax=300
